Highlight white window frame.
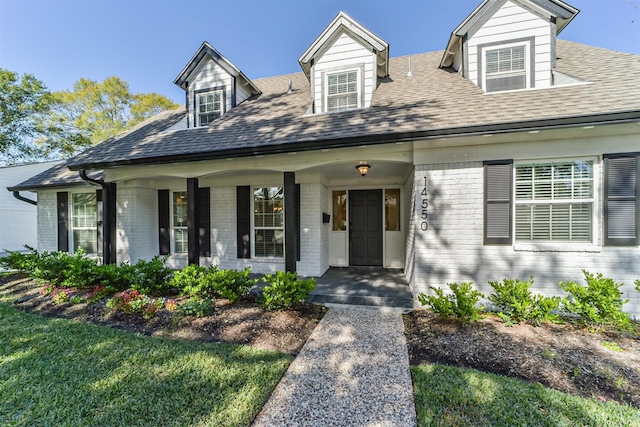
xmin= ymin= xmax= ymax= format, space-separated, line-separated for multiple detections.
xmin=172 ymin=190 xmax=188 ymax=255
xmin=252 ymin=186 xmax=285 ymax=259
xmin=324 ymin=68 xmax=362 ymax=112
xmin=70 ymin=191 xmax=98 ymax=255
xmin=513 ymin=157 xmax=599 ymax=250
xmin=482 ymin=40 xmax=531 ymax=93
xmin=197 ymin=89 xmax=224 ymax=127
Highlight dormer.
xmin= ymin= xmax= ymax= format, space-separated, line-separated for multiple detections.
xmin=174 ymin=42 xmax=261 ymax=128
xmin=299 ymin=12 xmax=389 ymax=114
xmin=440 ymin=0 xmax=579 ymax=93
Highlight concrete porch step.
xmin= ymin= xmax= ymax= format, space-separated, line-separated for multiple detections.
xmin=307 ymin=293 xmax=414 ymax=310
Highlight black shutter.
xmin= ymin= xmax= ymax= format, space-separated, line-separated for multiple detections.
xmin=96 ymin=190 xmax=103 ymax=257
xmin=56 ymin=192 xmax=69 ymax=252
xmin=604 ymin=153 xmax=639 ymax=246
xmin=484 ymin=160 xmax=513 ymax=245
xmin=197 ymin=187 xmax=211 ymax=257
xmin=158 ymin=189 xmax=170 ymax=255
xmin=237 ymin=186 xmax=251 ymax=258
xmin=295 ymin=183 xmax=301 ymax=261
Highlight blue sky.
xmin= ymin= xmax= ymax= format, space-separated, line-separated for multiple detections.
xmin=1 ymin=0 xmax=638 ymax=105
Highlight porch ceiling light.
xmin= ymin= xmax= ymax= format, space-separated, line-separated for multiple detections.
xmin=356 ymin=163 xmax=371 ymax=177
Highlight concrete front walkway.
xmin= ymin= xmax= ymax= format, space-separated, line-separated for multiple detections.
xmin=252 ymin=306 xmax=417 ymax=427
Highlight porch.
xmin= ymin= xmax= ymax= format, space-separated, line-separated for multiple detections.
xmin=307 ymin=267 xmax=414 ymax=310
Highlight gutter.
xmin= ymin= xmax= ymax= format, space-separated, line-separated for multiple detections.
xmin=12 ymin=191 xmax=37 ymax=206
xmin=66 ymin=109 xmax=640 ymax=171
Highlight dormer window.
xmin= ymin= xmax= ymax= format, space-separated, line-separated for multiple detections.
xmin=197 ymin=89 xmax=223 ymax=126
xmin=485 ymin=45 xmax=526 ymax=92
xmin=481 ymin=39 xmax=532 ymax=93
xmin=326 ymin=70 xmax=360 ymax=112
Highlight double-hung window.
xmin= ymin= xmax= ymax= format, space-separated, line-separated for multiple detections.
xmin=515 ymin=160 xmax=594 ymax=242
xmin=253 ymin=187 xmax=284 ymax=257
xmin=483 ymin=41 xmax=530 ymax=93
xmin=173 ymin=191 xmax=188 ymax=254
xmin=71 ymin=193 xmax=98 ymax=254
xmin=197 ymin=90 xmax=223 ymax=126
xmin=326 ymin=70 xmax=359 ymax=112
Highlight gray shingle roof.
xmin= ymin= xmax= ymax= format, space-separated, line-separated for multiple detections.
xmin=7 ymin=160 xmax=103 ymax=191
xmin=16 ymin=40 xmax=640 ymax=189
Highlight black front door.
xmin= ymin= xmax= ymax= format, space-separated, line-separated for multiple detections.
xmin=349 ymin=189 xmax=383 ymax=266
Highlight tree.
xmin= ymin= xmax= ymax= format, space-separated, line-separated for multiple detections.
xmin=43 ymin=76 xmax=178 ymax=157
xmin=0 ymin=69 xmax=53 ymax=163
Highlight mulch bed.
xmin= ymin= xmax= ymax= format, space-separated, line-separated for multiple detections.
xmin=404 ymin=310 xmax=640 ymax=408
xmin=0 ymin=273 xmax=326 ymax=355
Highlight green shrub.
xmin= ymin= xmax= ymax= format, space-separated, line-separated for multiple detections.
xmin=418 ymin=282 xmax=484 ymax=323
xmin=127 ymin=256 xmax=172 ymax=295
xmin=172 ymin=264 xmax=211 ymax=296
xmin=211 ymin=267 xmax=258 ymax=302
xmin=260 ymin=271 xmax=316 ymax=310
xmin=488 ymin=277 xmax=560 ymax=324
xmin=635 ymin=279 xmax=640 ymax=293
xmin=178 ymin=297 xmax=213 ymax=317
xmin=29 ymin=249 xmax=100 ymax=288
xmin=560 ymin=271 xmax=630 ymax=327
xmin=95 ymin=262 xmax=138 ymax=292
xmin=0 ymin=246 xmax=40 ymax=272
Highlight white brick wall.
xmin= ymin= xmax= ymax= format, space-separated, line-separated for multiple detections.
xmin=403 ymin=169 xmax=416 ymax=295
xmin=37 ymin=190 xmax=58 ymax=252
xmin=411 ymin=162 xmax=640 ymax=317
xmin=116 ymin=186 xmax=158 ymax=264
xmin=297 ymin=182 xmax=330 ymax=277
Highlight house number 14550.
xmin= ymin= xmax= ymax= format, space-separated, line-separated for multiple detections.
xmin=420 ymin=177 xmax=428 ymax=231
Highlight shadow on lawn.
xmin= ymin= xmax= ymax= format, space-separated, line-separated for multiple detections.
xmin=0 ymin=302 xmax=290 ymax=427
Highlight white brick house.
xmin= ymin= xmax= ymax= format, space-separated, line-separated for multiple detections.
xmin=9 ymin=0 xmax=640 ymax=315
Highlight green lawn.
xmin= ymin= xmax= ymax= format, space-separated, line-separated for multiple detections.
xmin=412 ymin=364 xmax=640 ymax=427
xmin=0 ymin=302 xmax=291 ymax=427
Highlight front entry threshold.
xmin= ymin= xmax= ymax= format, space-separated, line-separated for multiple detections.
xmin=308 ymin=267 xmax=414 ymax=310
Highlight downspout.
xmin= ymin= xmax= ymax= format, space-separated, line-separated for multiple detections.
xmin=12 ymin=191 xmax=37 ymax=206
xmin=79 ymin=170 xmax=116 ymax=264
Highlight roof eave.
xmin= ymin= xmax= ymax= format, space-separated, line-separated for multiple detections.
xmin=67 ymin=110 xmax=640 ymax=172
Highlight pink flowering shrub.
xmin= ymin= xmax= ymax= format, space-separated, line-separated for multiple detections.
xmin=51 ymin=287 xmax=72 ymax=305
xmin=165 ymin=299 xmax=178 ymax=311
xmin=39 ymin=283 xmax=57 ymax=296
xmin=106 ymin=289 xmax=165 ymax=318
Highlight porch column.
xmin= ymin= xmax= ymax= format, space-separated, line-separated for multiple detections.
xmin=187 ymin=178 xmax=199 ymax=265
xmin=102 ymin=182 xmax=117 ymax=264
xmin=284 ymin=172 xmax=297 ymax=273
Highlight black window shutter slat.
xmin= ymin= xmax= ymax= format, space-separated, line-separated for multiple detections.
xmin=604 ymin=154 xmax=639 ymax=246
xmin=484 ymin=161 xmax=513 ymax=245
xmin=56 ymin=192 xmax=69 ymax=252
xmin=96 ymin=190 xmax=103 ymax=257
xmin=197 ymin=187 xmax=211 ymax=257
xmin=158 ymin=189 xmax=170 ymax=255
xmin=295 ymin=183 xmax=301 ymax=261
xmin=237 ymin=186 xmax=251 ymax=259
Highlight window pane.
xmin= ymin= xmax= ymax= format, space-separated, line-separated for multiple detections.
xmin=515 ymin=161 xmax=594 ymax=242
xmin=72 ymin=193 xmax=97 ymax=228
xmin=198 ymin=90 xmax=223 ymax=126
xmin=173 ymin=192 xmax=187 ymax=227
xmin=174 ymin=228 xmax=188 ymax=254
xmin=327 ymin=71 xmax=358 ymax=112
xmin=253 ymin=187 xmax=284 ymax=257
xmin=73 ymin=230 xmax=97 ymax=254
xmin=333 ymin=191 xmax=347 ymax=231
xmin=385 ymin=189 xmax=401 ymax=231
